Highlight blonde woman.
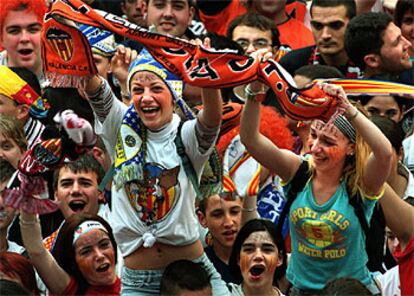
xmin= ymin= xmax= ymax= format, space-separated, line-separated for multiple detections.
xmin=240 ymin=77 xmax=393 ymax=295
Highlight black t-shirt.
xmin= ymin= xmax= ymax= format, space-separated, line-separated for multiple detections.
xmin=279 ymin=45 xmax=362 ymax=78
xmin=204 ymin=246 xmax=237 ymax=284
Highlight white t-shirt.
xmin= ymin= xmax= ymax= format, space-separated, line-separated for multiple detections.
xmin=97 ymin=97 xmax=216 ymax=257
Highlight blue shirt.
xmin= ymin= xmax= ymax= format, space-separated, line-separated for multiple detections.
xmin=285 ymin=177 xmax=379 ymax=292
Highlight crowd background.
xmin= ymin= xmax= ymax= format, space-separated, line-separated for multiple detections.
xmin=0 ymin=0 xmax=413 ymax=295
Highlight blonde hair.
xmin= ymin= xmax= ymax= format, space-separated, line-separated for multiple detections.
xmin=0 ymin=114 xmax=27 ymax=151
xmin=309 ymin=104 xmax=371 ymax=199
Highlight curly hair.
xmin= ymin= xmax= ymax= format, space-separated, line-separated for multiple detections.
xmin=217 ymin=105 xmax=293 ymax=157
xmin=0 ymin=0 xmax=47 ymax=39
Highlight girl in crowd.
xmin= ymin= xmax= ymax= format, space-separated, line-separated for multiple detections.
xmin=228 ymin=219 xmax=287 ymax=296
xmin=240 ymin=76 xmax=393 ymax=294
xmin=20 ymin=213 xmax=119 ymax=295
xmin=84 ymin=41 xmax=226 ymax=294
xmin=0 ymin=251 xmax=41 ymax=295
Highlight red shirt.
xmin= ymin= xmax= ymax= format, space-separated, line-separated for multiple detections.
xmin=394 ymin=236 xmax=414 ymax=296
xmin=199 ymin=0 xmax=314 ymax=51
xmin=277 ymin=17 xmax=314 ymax=50
xmin=62 ymin=277 xmax=120 ymax=296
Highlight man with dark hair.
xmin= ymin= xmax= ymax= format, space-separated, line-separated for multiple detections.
xmin=345 ymin=12 xmax=412 ymax=82
xmin=121 ymin=0 xmax=146 ymax=27
xmin=226 ymin=12 xmax=281 ymax=103
xmin=197 ymin=194 xmax=242 ymax=284
xmin=43 ymin=155 xmax=109 ymax=251
xmin=280 ymin=0 xmax=361 ymax=78
xmin=227 ymin=12 xmax=280 ymax=55
xmin=160 ymin=260 xmax=212 ymax=296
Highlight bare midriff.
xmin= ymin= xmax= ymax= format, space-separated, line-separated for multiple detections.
xmin=124 ymin=240 xmax=204 ymax=270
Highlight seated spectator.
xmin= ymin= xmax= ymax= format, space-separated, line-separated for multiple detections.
xmin=0 ymin=251 xmax=41 ymax=295
xmin=345 ymin=12 xmax=413 ymax=83
xmin=20 ymin=213 xmax=120 ymax=295
xmin=227 ymin=219 xmax=287 ymax=296
xmin=197 ymin=194 xmax=243 ymax=284
xmin=160 ymin=260 xmax=212 ymax=296
xmin=0 ymin=160 xmax=24 ymax=254
xmin=0 ymin=0 xmax=47 ymax=83
xmin=0 ymin=66 xmax=45 ymax=148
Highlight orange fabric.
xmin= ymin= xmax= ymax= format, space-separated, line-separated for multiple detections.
xmin=44 ymin=229 xmax=59 ymax=251
xmin=286 ymin=1 xmax=307 ymax=23
xmin=278 ymin=17 xmax=314 ymax=50
xmin=43 ymin=0 xmax=338 ymax=122
xmin=199 ymin=1 xmax=247 ymax=36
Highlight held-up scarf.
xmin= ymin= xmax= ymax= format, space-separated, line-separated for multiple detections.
xmin=42 ymin=0 xmax=338 ymax=122
xmin=43 ymin=0 xmax=414 ymax=121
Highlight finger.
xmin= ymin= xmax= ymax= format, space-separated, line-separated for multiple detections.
xmin=203 ymin=37 xmax=211 ymax=49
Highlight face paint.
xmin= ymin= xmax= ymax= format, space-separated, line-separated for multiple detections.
xmin=239 ymin=231 xmax=280 ymax=287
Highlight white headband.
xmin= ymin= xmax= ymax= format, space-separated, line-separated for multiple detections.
xmin=73 ymin=220 xmax=108 ymax=245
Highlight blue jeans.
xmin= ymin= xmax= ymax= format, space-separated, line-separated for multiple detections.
xmin=121 ymin=252 xmax=229 ymax=295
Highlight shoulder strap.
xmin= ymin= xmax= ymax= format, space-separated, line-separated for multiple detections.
xmin=174 ymin=121 xmax=203 ymax=198
xmin=347 ymin=190 xmax=369 ymax=234
xmin=277 ymin=160 xmax=311 ymax=235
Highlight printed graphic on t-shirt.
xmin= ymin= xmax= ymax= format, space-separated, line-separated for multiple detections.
xmin=125 ymin=164 xmax=180 ymax=224
xmin=291 ymin=207 xmax=349 ymax=259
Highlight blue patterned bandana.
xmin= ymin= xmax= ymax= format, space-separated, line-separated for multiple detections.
xmin=79 ymin=24 xmax=116 ymax=57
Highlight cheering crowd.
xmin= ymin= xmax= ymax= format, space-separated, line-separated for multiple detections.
xmin=0 ymin=0 xmax=413 ymax=295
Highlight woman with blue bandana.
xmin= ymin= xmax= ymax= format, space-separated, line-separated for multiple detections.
xmin=84 ymin=40 xmax=227 ymax=295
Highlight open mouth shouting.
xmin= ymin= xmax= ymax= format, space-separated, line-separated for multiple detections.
xmin=69 ymin=200 xmax=87 ymax=213
xmin=249 ymin=264 xmax=266 ymax=281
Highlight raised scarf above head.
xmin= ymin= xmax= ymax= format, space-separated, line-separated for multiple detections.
xmin=43 ymin=0 xmax=414 ymax=122
xmin=42 ymin=0 xmax=338 ymax=122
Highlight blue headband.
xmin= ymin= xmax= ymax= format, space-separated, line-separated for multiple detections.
xmin=127 ymin=48 xmax=183 ymax=100
xmin=79 ymin=24 xmax=116 ymax=57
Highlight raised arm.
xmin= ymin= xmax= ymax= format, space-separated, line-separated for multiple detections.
xmin=20 ymin=212 xmax=70 ymax=295
xmin=197 ymin=38 xmax=223 ymax=129
xmin=324 ymin=84 xmax=393 ymax=195
xmin=380 ymin=184 xmax=414 ymax=250
xmin=240 ymin=80 xmax=301 ymax=182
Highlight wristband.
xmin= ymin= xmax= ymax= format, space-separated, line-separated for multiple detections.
xmin=346 ymin=108 xmax=359 ymax=121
